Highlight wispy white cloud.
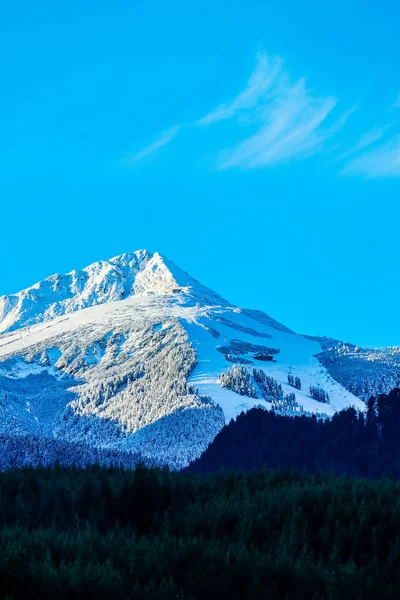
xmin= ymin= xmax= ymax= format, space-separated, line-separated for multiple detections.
xmin=323 ymin=105 xmax=359 ymax=139
xmin=197 ymin=54 xmax=283 ymax=125
xmin=123 ymin=53 xmax=400 ymax=178
xmin=197 ymin=53 xmax=352 ymax=170
xmin=340 ymin=110 xmax=400 ymax=178
xmin=337 ymin=125 xmax=390 ymax=162
xmin=127 ymin=125 xmax=181 ymax=163
xmin=341 ymin=135 xmax=400 ymax=178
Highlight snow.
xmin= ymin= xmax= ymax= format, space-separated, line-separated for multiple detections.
xmin=0 ymin=250 xmax=228 ymax=335
xmin=0 ymin=248 xmax=386 ymax=469
xmin=186 ymin=308 xmax=364 ymax=421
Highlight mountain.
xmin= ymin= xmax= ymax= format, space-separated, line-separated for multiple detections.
xmin=0 ymin=250 xmax=398 ymax=469
xmin=0 ymin=251 xmax=228 ymax=334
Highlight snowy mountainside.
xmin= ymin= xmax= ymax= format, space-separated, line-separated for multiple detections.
xmin=0 ymin=250 xmax=228 ymax=334
xmin=307 ymin=336 xmax=400 ymax=399
xmin=0 ymin=250 xmax=149 ymax=333
xmin=0 ymin=296 xmax=225 ymax=469
xmin=0 ymin=249 xmax=396 ymax=468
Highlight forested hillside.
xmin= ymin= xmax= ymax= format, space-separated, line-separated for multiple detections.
xmin=2 ymin=465 xmax=400 ymax=599
xmin=189 ymin=389 xmax=400 ymax=478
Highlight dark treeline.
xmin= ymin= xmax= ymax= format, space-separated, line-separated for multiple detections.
xmin=189 ymin=389 xmax=400 ymax=478
xmin=2 ymin=465 xmax=400 ymax=598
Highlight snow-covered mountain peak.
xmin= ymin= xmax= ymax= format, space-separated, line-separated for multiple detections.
xmin=134 ymin=251 xmax=231 ymax=306
xmin=0 ymin=250 xmax=151 ymax=333
xmin=0 ymin=250 xmax=230 ymax=334
xmin=133 ymin=252 xmax=186 ymax=296
xmin=1 ymin=250 xmax=398 ymax=470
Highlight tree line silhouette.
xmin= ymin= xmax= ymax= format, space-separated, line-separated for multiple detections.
xmin=189 ymin=389 xmax=400 ymax=478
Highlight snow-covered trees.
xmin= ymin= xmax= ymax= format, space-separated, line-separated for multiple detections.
xmin=288 ymin=373 xmax=302 ymax=390
xmin=272 ymin=391 xmax=301 ymax=414
xmin=315 ymin=339 xmax=400 ymax=400
xmin=55 ymin=321 xmax=225 ymax=468
xmin=219 ymin=366 xmax=257 ymax=398
xmin=220 ymin=366 xmax=330 ymax=417
xmin=220 ymin=367 xmax=305 ymax=416
xmin=309 ymin=385 xmax=330 ymax=404
xmin=0 ymin=433 xmax=146 ymax=471
xmin=0 ymin=316 xmax=226 ymax=470
xmin=253 ymin=369 xmax=283 ymax=401
xmin=285 ymin=392 xmax=297 ymax=407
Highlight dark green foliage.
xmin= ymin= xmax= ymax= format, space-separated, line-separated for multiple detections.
xmin=1 ymin=465 xmax=400 ymax=598
xmin=3 ymin=389 xmax=400 ymax=598
xmin=366 ymin=395 xmax=377 ymax=423
xmin=189 ymin=389 xmax=400 ymax=478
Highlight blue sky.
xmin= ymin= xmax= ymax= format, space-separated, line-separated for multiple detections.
xmin=1 ymin=0 xmax=399 ymax=347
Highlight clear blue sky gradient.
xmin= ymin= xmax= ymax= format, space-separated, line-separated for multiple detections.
xmin=1 ymin=1 xmax=399 ymax=347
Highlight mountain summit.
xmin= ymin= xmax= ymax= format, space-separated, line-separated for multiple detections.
xmin=0 ymin=251 xmax=398 ymax=469
xmin=0 ymin=250 xmax=228 ymax=334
